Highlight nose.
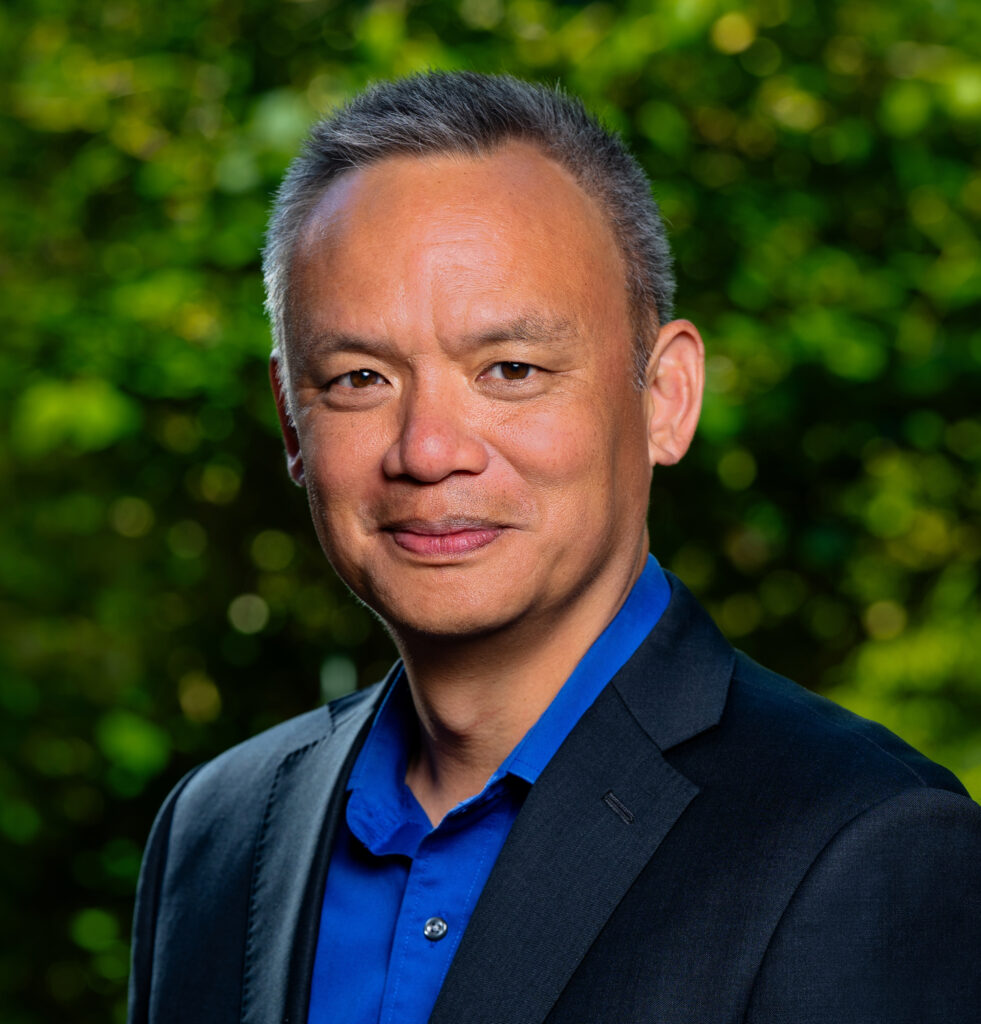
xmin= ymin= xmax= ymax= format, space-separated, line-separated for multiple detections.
xmin=381 ymin=384 xmax=489 ymax=482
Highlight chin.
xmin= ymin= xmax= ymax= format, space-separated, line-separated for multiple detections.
xmin=388 ymin=613 xmax=509 ymax=644
xmin=364 ymin=577 xmax=526 ymax=643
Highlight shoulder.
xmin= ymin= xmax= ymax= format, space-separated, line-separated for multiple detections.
xmin=723 ymin=652 xmax=967 ymax=800
xmin=735 ymin=669 xmax=981 ymax=1022
xmin=660 ymin=643 xmax=981 ymax=1018
xmin=142 ymin=683 xmax=384 ymax=866
xmin=660 ymin=647 xmax=979 ymax=912
xmin=170 ymin=684 xmax=384 ymax=829
xmin=131 ymin=684 xmax=384 ymax=943
xmin=650 ymin=617 xmax=976 ymax=893
xmin=637 ymin=573 xmax=968 ymax=810
xmin=128 ymin=683 xmax=388 ymax=1021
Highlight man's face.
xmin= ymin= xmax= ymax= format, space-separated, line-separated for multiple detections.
xmin=278 ymin=143 xmax=659 ymax=642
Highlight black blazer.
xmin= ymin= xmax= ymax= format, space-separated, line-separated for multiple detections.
xmin=128 ymin=575 xmax=981 ymax=1023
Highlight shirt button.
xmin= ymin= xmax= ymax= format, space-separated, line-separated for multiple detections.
xmin=423 ymin=916 xmax=448 ymax=941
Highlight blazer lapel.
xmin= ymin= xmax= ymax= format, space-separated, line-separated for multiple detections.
xmin=430 ymin=687 xmax=696 ymax=1024
xmin=240 ymin=687 xmax=385 ymax=1024
xmin=430 ymin=575 xmax=734 ymax=1024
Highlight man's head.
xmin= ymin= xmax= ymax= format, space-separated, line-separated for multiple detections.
xmin=265 ymin=73 xmax=703 ymax=646
xmin=264 ymin=71 xmax=675 ymax=394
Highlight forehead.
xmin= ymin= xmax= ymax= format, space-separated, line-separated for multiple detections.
xmin=290 ymin=143 xmax=632 ymax=349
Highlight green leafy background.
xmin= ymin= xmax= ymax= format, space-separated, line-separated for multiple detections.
xmin=2 ymin=0 xmax=979 ymax=1019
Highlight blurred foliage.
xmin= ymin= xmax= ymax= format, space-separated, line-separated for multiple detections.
xmin=1 ymin=0 xmax=980 ymax=1019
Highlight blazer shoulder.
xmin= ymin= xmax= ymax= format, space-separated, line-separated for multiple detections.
xmin=155 ymin=679 xmax=382 ymax=847
xmin=129 ymin=683 xmax=386 ymax=1024
xmin=174 ymin=682 xmax=384 ymax=823
xmin=725 ymin=651 xmax=968 ymax=800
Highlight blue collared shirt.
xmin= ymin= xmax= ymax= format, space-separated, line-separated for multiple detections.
xmin=307 ymin=556 xmax=670 ymax=1024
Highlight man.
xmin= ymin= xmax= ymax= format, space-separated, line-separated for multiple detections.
xmin=128 ymin=72 xmax=981 ymax=1024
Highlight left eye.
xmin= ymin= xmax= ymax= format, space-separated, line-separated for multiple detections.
xmin=332 ymin=369 xmax=383 ymax=389
xmin=486 ymin=362 xmax=536 ymax=381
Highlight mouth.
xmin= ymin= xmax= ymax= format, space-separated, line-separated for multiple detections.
xmin=381 ymin=518 xmax=505 ymax=558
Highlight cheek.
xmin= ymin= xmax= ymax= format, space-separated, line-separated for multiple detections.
xmin=492 ymin=395 xmax=651 ymax=533
xmin=495 ymin=403 xmax=614 ymax=487
xmin=301 ymin=418 xmax=386 ymax=518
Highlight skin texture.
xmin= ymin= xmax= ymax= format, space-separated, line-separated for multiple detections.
xmin=272 ymin=143 xmax=704 ymax=820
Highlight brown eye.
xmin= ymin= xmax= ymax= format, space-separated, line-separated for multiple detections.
xmin=341 ymin=369 xmax=381 ymax=388
xmin=496 ymin=362 xmax=533 ymax=380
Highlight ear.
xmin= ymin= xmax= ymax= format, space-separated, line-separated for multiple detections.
xmin=643 ymin=319 xmax=705 ymax=467
xmin=269 ymin=354 xmax=305 ymax=486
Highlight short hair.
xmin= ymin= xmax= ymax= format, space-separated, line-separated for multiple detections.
xmin=263 ymin=70 xmax=675 ymax=388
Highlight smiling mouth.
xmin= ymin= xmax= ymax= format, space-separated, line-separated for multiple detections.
xmin=382 ymin=519 xmax=505 ymax=557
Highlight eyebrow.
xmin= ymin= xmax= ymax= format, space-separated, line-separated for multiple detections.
xmin=461 ymin=313 xmax=578 ymax=348
xmin=297 ymin=313 xmax=579 ymax=363
xmin=298 ymin=330 xmax=394 ymax=362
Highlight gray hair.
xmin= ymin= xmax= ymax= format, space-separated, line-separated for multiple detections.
xmin=263 ymin=70 xmax=675 ymax=388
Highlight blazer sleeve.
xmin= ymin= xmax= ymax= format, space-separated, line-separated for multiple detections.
xmin=746 ymin=786 xmax=981 ymax=1024
xmin=126 ymin=767 xmax=203 ymax=1024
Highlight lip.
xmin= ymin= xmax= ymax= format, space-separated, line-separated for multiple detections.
xmin=382 ymin=519 xmax=505 ymax=558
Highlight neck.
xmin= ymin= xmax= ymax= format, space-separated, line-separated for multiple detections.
xmin=398 ymin=542 xmax=648 ymax=824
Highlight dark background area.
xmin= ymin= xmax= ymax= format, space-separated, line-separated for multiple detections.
xmin=2 ymin=0 xmax=980 ymax=1019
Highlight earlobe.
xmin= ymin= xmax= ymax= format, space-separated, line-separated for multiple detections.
xmin=269 ymin=355 xmax=306 ymax=487
xmin=644 ymin=319 xmax=705 ymax=468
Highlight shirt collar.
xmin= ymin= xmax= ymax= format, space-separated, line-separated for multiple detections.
xmin=499 ymin=554 xmax=669 ymax=785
